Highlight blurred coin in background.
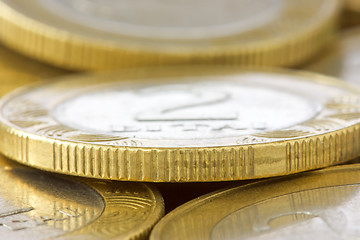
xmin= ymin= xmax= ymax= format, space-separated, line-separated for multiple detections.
xmin=0 ymin=0 xmax=341 ymax=70
xmin=150 ymin=164 xmax=360 ymax=240
xmin=0 ymin=66 xmax=360 ymax=182
xmin=0 ymin=43 xmax=67 ymax=96
xmin=0 ymin=156 xmax=164 ymax=240
xmin=305 ymin=27 xmax=360 ymax=87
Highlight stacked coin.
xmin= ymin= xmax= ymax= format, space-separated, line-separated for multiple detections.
xmin=0 ymin=1 xmax=359 ymax=239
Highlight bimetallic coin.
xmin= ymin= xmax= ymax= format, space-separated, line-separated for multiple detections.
xmin=150 ymin=164 xmax=360 ymax=240
xmin=306 ymin=27 xmax=360 ymax=87
xmin=0 ymin=43 xmax=66 ymax=97
xmin=0 ymin=156 xmax=164 ymax=240
xmin=0 ymin=67 xmax=360 ymax=182
xmin=0 ymin=0 xmax=340 ymax=70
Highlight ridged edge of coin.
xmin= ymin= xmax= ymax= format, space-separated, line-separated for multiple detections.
xmin=1 ymin=124 xmax=359 ymax=182
xmin=0 ymin=1 xmax=341 ymax=71
xmin=0 ymin=68 xmax=360 ymax=182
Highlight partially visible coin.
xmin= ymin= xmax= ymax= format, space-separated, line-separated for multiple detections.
xmin=0 ymin=155 xmax=164 ymax=240
xmin=0 ymin=43 xmax=66 ymax=97
xmin=150 ymin=164 xmax=360 ymax=240
xmin=0 ymin=67 xmax=360 ymax=182
xmin=0 ymin=0 xmax=340 ymax=70
xmin=306 ymin=27 xmax=360 ymax=87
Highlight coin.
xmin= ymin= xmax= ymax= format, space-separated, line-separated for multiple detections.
xmin=305 ymin=27 xmax=360 ymax=87
xmin=0 ymin=66 xmax=360 ymax=182
xmin=150 ymin=164 xmax=360 ymax=240
xmin=0 ymin=155 xmax=164 ymax=240
xmin=0 ymin=0 xmax=340 ymax=70
xmin=0 ymin=43 xmax=66 ymax=97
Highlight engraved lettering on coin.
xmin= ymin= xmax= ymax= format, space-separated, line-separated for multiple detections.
xmin=211 ymin=184 xmax=360 ymax=240
xmin=54 ymin=84 xmax=320 ymax=140
xmin=0 ymin=167 xmax=104 ymax=239
xmin=36 ymin=0 xmax=284 ymax=39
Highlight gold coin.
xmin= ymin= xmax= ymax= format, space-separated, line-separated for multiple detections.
xmin=0 ymin=155 xmax=164 ymax=240
xmin=0 ymin=43 xmax=67 ymax=97
xmin=150 ymin=164 xmax=360 ymax=240
xmin=0 ymin=66 xmax=360 ymax=182
xmin=306 ymin=27 xmax=360 ymax=87
xmin=0 ymin=0 xmax=340 ymax=71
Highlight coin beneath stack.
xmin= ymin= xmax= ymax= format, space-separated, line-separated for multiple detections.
xmin=0 ymin=155 xmax=164 ymax=240
xmin=150 ymin=164 xmax=360 ymax=240
xmin=0 ymin=66 xmax=360 ymax=182
xmin=0 ymin=43 xmax=66 ymax=97
xmin=306 ymin=27 xmax=360 ymax=87
xmin=0 ymin=0 xmax=340 ymax=70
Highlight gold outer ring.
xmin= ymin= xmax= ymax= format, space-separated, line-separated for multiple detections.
xmin=149 ymin=164 xmax=360 ymax=240
xmin=0 ymin=156 xmax=165 ymax=240
xmin=0 ymin=67 xmax=360 ymax=182
xmin=0 ymin=1 xmax=341 ymax=71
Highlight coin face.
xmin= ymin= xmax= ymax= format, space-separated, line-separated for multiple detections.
xmin=306 ymin=27 xmax=360 ymax=87
xmin=35 ymin=0 xmax=283 ymax=40
xmin=0 ymin=156 xmax=164 ymax=239
xmin=0 ymin=0 xmax=340 ymax=70
xmin=0 ymin=67 xmax=359 ymax=182
xmin=150 ymin=164 xmax=360 ymax=240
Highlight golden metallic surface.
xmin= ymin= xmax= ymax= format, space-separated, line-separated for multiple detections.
xmin=150 ymin=164 xmax=360 ymax=240
xmin=0 ymin=66 xmax=360 ymax=182
xmin=0 ymin=155 xmax=164 ymax=240
xmin=305 ymin=27 xmax=360 ymax=87
xmin=0 ymin=43 xmax=67 ymax=97
xmin=341 ymin=10 xmax=360 ymax=29
xmin=0 ymin=0 xmax=340 ymax=71
xmin=345 ymin=0 xmax=360 ymax=12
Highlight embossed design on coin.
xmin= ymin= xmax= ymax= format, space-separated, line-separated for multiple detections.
xmin=150 ymin=164 xmax=360 ymax=240
xmin=1 ymin=68 xmax=360 ymax=181
xmin=211 ymin=185 xmax=360 ymax=240
xmin=0 ymin=156 xmax=164 ymax=239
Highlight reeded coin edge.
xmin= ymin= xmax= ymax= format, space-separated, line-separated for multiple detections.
xmin=149 ymin=163 xmax=360 ymax=240
xmin=0 ymin=68 xmax=360 ymax=182
xmin=0 ymin=1 xmax=340 ymax=70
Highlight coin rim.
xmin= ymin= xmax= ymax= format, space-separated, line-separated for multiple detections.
xmin=0 ymin=157 xmax=165 ymax=240
xmin=0 ymin=67 xmax=359 ymax=182
xmin=0 ymin=0 xmax=341 ymax=70
xmin=149 ymin=163 xmax=360 ymax=240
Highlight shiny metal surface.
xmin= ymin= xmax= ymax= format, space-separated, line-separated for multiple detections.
xmin=0 ymin=0 xmax=340 ymax=70
xmin=36 ymin=0 xmax=283 ymax=40
xmin=0 ymin=67 xmax=360 ymax=182
xmin=150 ymin=164 xmax=360 ymax=240
xmin=0 ymin=156 xmax=164 ymax=239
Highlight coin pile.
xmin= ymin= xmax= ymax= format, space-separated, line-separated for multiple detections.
xmin=0 ymin=1 xmax=359 ymax=239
